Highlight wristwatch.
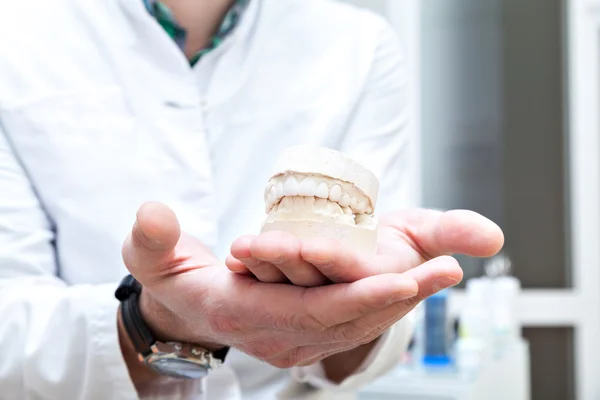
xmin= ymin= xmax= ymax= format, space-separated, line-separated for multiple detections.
xmin=115 ymin=275 xmax=229 ymax=379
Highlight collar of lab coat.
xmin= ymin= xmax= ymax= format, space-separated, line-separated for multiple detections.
xmin=114 ymin=0 xmax=261 ymax=108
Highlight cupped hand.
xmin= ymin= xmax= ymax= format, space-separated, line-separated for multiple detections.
xmin=225 ymin=209 xmax=504 ymax=287
xmin=121 ymin=202 xmax=461 ymax=369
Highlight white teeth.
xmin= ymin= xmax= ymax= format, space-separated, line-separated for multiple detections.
xmin=315 ymin=198 xmax=328 ymax=211
xmin=355 ymin=214 xmax=376 ymax=227
xmin=298 ymin=177 xmax=317 ymax=197
xmin=336 ymin=214 xmax=355 ymax=224
xmin=357 ymin=198 xmax=368 ymax=213
xmin=329 ymin=185 xmax=342 ymax=202
xmin=279 ymin=196 xmax=294 ymax=211
xmin=339 ymin=193 xmax=351 ymax=207
xmin=316 ymin=182 xmax=329 ymax=199
xmin=283 ymin=176 xmax=299 ymax=196
xmin=327 ymin=201 xmax=343 ymax=215
xmin=267 ymin=174 xmax=372 ymax=218
xmin=355 ymin=214 xmax=367 ymax=223
xmin=264 ymin=186 xmax=271 ymax=212
xmin=275 ymin=181 xmax=284 ymax=200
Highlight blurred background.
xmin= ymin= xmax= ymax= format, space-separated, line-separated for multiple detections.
xmin=342 ymin=1 xmax=600 ymax=400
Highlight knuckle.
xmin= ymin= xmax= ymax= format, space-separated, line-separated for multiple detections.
xmin=399 ymin=287 xmax=428 ymax=310
xmin=289 ymin=312 xmax=328 ymax=332
xmin=328 ymin=322 xmax=363 ymax=342
xmin=356 ymin=317 xmax=379 ymax=334
xmin=344 ymin=288 xmax=382 ymax=318
xmin=361 ymin=330 xmax=384 ymax=346
xmin=361 ymin=321 xmax=395 ymax=345
xmin=404 ymin=295 xmax=422 ymax=310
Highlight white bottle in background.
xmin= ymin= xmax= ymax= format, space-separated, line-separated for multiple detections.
xmin=490 ymin=275 xmax=521 ymax=355
xmin=460 ymin=278 xmax=494 ymax=340
xmin=455 ymin=278 xmax=494 ymax=379
xmin=482 ymin=252 xmax=522 ymax=356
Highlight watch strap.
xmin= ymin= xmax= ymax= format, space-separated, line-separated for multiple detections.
xmin=121 ymin=292 xmax=155 ymax=356
xmin=115 ymin=275 xmax=230 ymax=362
xmin=213 ymin=345 xmax=230 ymax=362
xmin=116 ymin=275 xmax=155 ymax=355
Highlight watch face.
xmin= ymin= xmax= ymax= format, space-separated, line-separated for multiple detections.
xmin=148 ymin=358 xmax=210 ymax=380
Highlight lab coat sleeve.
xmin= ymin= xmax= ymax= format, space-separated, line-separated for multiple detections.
xmin=0 ymin=127 xmax=139 ymax=399
xmin=291 ymin=19 xmax=414 ymax=390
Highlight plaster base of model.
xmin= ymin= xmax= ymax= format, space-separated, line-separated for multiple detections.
xmin=261 ymin=146 xmax=380 ymax=255
xmin=261 ymin=218 xmax=378 ymax=255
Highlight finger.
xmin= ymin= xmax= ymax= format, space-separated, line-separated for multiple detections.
xmin=230 ymin=234 xmax=256 ymax=260
xmin=231 ymin=272 xmax=419 ymax=332
xmin=301 ymin=237 xmax=427 ymax=283
xmin=230 ymin=234 xmax=288 ymax=282
xmin=304 ymin=273 xmax=420 ymax=328
xmin=122 ymin=202 xmax=181 ymax=287
xmin=258 ymin=293 xmax=414 ymax=367
xmin=382 ymin=209 xmax=504 ymax=259
xmin=324 ymin=256 xmax=462 ymax=343
xmin=225 ymin=254 xmax=251 ymax=274
xmin=268 ymin=342 xmax=354 ymax=369
xmin=242 ymin=260 xmax=289 ymax=283
xmin=250 ymin=231 xmax=329 ymax=287
xmin=401 ymin=255 xmax=463 ymax=299
xmin=300 ymin=237 xmax=389 ymax=283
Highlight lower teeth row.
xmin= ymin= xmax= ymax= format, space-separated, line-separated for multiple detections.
xmin=271 ymin=196 xmax=352 ymax=216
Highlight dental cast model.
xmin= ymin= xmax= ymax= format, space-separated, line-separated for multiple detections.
xmin=261 ymin=145 xmax=379 ymax=255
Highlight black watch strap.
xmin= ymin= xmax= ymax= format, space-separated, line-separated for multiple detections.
xmin=115 ymin=275 xmax=230 ymax=362
xmin=115 ymin=275 xmax=154 ymax=356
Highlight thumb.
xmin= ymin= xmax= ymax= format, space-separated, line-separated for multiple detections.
xmin=383 ymin=209 xmax=504 ymax=259
xmin=122 ymin=201 xmax=181 ymax=286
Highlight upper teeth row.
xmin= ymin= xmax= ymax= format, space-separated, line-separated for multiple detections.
xmin=264 ymin=173 xmax=372 ymax=214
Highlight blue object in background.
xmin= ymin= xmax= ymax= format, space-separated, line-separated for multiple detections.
xmin=423 ymin=289 xmax=452 ymax=367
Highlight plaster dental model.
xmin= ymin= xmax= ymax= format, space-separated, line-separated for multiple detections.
xmin=261 ymin=145 xmax=379 ymax=255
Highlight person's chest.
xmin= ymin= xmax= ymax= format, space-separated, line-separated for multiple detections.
xmin=0 ymin=1 xmax=380 ymax=397
xmin=0 ymin=0 xmax=367 ymax=283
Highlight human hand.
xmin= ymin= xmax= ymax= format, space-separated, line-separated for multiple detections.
xmin=225 ymin=209 xmax=503 ymax=287
xmin=120 ymin=202 xmax=462 ymax=370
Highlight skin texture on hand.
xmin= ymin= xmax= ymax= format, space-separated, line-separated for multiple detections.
xmin=120 ymin=202 xmax=475 ymax=393
xmin=225 ymin=208 xmax=504 ymax=381
xmin=226 ymin=209 xmax=504 ymax=287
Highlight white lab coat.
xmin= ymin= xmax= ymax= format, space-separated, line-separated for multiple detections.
xmin=0 ymin=0 xmax=413 ymax=399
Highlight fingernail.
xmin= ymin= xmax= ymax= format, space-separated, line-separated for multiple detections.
xmin=434 ymin=277 xmax=459 ymax=292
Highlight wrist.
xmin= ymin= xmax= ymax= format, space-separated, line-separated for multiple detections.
xmin=118 ymin=308 xmax=203 ymax=397
xmin=117 ymin=306 xmax=160 ymax=387
xmin=138 ymin=288 xmax=225 ymax=352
